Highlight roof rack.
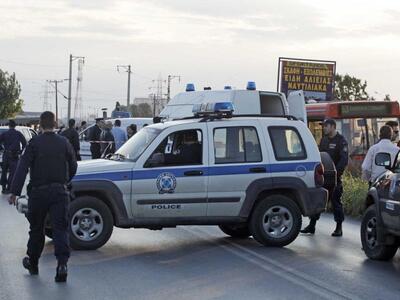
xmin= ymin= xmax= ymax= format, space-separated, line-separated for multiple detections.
xmin=173 ymin=114 xmax=297 ymax=122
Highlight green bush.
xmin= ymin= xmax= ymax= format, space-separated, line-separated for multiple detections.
xmin=341 ymin=172 xmax=369 ymax=217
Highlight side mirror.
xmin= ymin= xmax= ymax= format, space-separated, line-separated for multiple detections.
xmin=375 ymin=152 xmax=392 ymax=169
xmin=145 ymin=153 xmax=165 ymax=167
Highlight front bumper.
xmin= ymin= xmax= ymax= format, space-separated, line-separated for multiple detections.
xmin=301 ymin=187 xmax=328 ymax=216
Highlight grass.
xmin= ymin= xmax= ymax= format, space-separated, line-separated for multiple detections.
xmin=341 ymin=172 xmax=369 ymax=217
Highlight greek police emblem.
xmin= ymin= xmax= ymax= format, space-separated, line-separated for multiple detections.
xmin=156 ymin=172 xmax=177 ymax=194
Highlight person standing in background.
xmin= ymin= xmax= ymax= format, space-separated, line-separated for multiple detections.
xmin=89 ymin=118 xmax=103 ymax=159
xmin=111 ymin=119 xmax=127 ymax=150
xmin=0 ymin=120 xmax=27 ymax=194
xmin=100 ymin=121 xmax=115 ymax=157
xmin=126 ymin=124 xmax=137 ymax=139
xmin=61 ymin=119 xmax=81 ymax=161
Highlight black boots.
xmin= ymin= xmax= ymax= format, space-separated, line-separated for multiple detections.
xmin=1 ymin=185 xmax=9 ymax=194
xmin=55 ymin=264 xmax=68 ymax=283
xmin=300 ymin=219 xmax=317 ymax=234
xmin=331 ymin=222 xmax=343 ymax=237
xmin=22 ymin=257 xmax=38 ymax=275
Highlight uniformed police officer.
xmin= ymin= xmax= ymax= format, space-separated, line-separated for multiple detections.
xmin=301 ymin=118 xmax=348 ymax=237
xmin=8 ymin=111 xmax=77 ymax=283
xmin=89 ymin=118 xmax=103 ymax=159
xmin=0 ymin=120 xmax=27 ymax=194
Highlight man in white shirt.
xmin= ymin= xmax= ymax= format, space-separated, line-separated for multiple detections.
xmin=111 ymin=119 xmax=127 ymax=150
xmin=362 ymin=125 xmax=399 ymax=184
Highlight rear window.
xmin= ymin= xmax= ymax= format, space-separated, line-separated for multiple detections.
xmin=213 ymin=126 xmax=262 ymax=164
xmin=268 ymin=126 xmax=306 ymax=160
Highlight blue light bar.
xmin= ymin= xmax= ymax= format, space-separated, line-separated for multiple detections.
xmin=192 ymin=102 xmax=234 ymax=117
xmin=247 ymin=81 xmax=256 ymax=90
xmin=186 ymin=83 xmax=195 ymax=92
xmin=224 ymin=86 xmax=232 ymax=90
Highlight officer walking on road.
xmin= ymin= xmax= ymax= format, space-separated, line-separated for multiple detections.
xmin=61 ymin=118 xmax=81 ymax=161
xmin=0 ymin=120 xmax=27 ymax=194
xmin=89 ymin=118 xmax=103 ymax=159
xmin=301 ymin=119 xmax=348 ymax=237
xmin=8 ymin=111 xmax=77 ymax=283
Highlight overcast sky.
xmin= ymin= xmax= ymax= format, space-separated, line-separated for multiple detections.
xmin=1 ymin=0 xmax=399 ymax=119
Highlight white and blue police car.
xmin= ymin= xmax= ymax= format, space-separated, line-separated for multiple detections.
xmin=18 ymin=102 xmax=328 ymax=250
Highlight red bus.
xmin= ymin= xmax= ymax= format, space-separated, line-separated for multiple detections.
xmin=306 ymin=101 xmax=400 ymax=173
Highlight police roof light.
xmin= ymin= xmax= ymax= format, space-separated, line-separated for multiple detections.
xmin=192 ymin=102 xmax=235 ymax=118
xmin=186 ymin=83 xmax=195 ymax=92
xmin=224 ymin=86 xmax=232 ymax=90
xmin=246 ymin=81 xmax=256 ymax=90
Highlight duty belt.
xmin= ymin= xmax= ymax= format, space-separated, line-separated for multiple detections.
xmin=32 ymin=183 xmax=67 ymax=190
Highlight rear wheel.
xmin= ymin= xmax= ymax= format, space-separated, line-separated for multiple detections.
xmin=219 ymin=224 xmax=251 ymax=238
xmin=360 ymin=206 xmax=398 ymax=260
xmin=69 ymin=196 xmax=114 ymax=250
xmin=249 ymin=195 xmax=302 ymax=247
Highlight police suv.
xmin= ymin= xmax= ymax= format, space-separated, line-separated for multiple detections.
xmin=17 ymin=101 xmax=327 ymax=250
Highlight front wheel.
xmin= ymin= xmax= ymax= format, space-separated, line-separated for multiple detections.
xmin=249 ymin=195 xmax=302 ymax=247
xmin=69 ymin=196 xmax=114 ymax=250
xmin=360 ymin=206 xmax=398 ymax=260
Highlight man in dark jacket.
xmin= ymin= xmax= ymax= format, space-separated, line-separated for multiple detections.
xmin=100 ymin=121 xmax=115 ymax=157
xmin=0 ymin=120 xmax=27 ymax=193
xmin=9 ymin=111 xmax=77 ymax=282
xmin=61 ymin=119 xmax=81 ymax=161
xmin=301 ymin=119 xmax=348 ymax=237
xmin=89 ymin=118 xmax=103 ymax=159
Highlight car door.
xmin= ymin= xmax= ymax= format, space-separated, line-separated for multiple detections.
xmin=131 ymin=123 xmax=208 ymax=219
xmin=207 ymin=120 xmax=269 ymax=216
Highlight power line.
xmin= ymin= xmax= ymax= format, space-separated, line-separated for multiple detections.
xmin=0 ymin=58 xmax=64 ymax=68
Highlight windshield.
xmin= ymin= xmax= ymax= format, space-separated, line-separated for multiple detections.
xmin=115 ymin=127 xmax=161 ymax=161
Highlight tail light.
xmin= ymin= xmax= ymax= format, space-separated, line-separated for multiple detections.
xmin=314 ymin=163 xmax=324 ymax=187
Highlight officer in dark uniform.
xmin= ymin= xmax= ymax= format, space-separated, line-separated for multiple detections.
xmin=9 ymin=111 xmax=77 ymax=283
xmin=0 ymin=120 xmax=27 ymax=194
xmin=61 ymin=118 xmax=81 ymax=161
xmin=301 ymin=118 xmax=348 ymax=237
xmin=89 ymin=118 xmax=103 ymax=159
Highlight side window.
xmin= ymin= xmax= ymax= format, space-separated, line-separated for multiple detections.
xmin=268 ymin=127 xmax=307 ymax=160
xmin=145 ymin=129 xmax=203 ymax=167
xmin=213 ymin=126 xmax=262 ymax=164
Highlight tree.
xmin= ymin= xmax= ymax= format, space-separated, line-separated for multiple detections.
xmin=128 ymin=103 xmax=153 ymax=117
xmin=334 ymin=74 xmax=369 ymax=101
xmin=0 ymin=69 xmax=23 ymax=119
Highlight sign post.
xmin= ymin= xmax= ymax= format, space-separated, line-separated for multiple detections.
xmin=277 ymin=57 xmax=336 ymax=102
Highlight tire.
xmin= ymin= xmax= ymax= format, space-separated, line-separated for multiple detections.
xmin=219 ymin=224 xmax=251 ymax=238
xmin=69 ymin=196 xmax=114 ymax=250
xmin=249 ymin=195 xmax=302 ymax=247
xmin=360 ymin=206 xmax=398 ymax=261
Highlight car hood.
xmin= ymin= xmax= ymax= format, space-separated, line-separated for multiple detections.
xmin=74 ymin=159 xmax=134 ymax=181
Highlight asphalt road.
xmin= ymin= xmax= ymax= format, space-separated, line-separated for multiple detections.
xmin=1 ymin=195 xmax=400 ymax=300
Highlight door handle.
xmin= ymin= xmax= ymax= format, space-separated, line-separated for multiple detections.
xmin=249 ymin=167 xmax=266 ymax=173
xmin=184 ymin=170 xmax=203 ymax=176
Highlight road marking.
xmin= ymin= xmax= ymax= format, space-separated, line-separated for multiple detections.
xmin=185 ymin=227 xmax=359 ymax=300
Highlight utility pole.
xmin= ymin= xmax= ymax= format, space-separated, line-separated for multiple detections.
xmin=117 ymin=65 xmax=132 ymax=107
xmin=48 ymin=79 xmax=64 ymax=122
xmin=167 ymin=75 xmax=181 ymax=102
xmin=68 ymin=54 xmax=85 ymax=121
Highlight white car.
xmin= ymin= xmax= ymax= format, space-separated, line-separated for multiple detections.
xmin=78 ymin=118 xmax=153 ymax=159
